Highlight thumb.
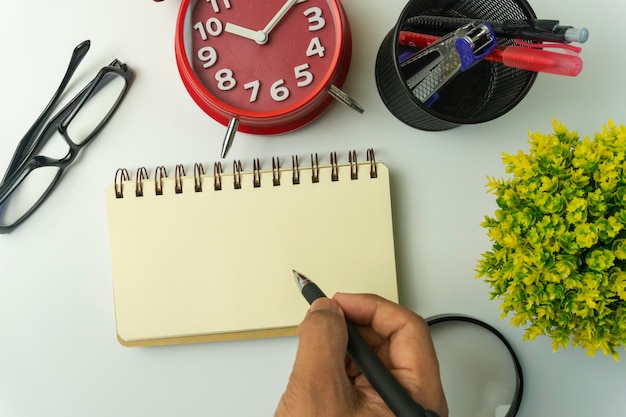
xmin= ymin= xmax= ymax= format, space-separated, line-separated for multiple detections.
xmin=290 ymin=298 xmax=352 ymax=396
xmin=276 ymin=299 xmax=355 ymax=416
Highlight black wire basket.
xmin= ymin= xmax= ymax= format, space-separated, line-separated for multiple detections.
xmin=375 ymin=0 xmax=538 ymax=131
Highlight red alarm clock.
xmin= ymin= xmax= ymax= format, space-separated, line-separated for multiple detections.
xmin=173 ymin=0 xmax=361 ymax=157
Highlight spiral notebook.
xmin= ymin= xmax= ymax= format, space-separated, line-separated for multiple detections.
xmin=105 ymin=149 xmax=398 ymax=347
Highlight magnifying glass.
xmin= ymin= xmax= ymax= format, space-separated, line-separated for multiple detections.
xmin=426 ymin=315 xmax=523 ymax=417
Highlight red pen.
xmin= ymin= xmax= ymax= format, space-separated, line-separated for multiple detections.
xmin=399 ymin=30 xmax=583 ymax=77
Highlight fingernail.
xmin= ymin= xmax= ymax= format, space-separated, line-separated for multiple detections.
xmin=309 ymin=298 xmax=339 ymax=313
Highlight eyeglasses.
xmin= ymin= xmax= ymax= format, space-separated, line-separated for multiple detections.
xmin=0 ymin=40 xmax=133 ymax=234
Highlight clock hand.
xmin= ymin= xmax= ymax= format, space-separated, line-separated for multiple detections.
xmin=224 ymin=0 xmax=301 ymax=45
xmin=224 ymin=23 xmax=262 ymax=42
xmin=259 ymin=0 xmax=299 ymax=43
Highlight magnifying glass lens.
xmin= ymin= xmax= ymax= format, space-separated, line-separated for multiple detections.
xmin=429 ymin=317 xmax=522 ymax=417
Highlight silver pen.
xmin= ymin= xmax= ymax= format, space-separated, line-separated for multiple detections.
xmin=400 ymin=22 xmax=496 ymax=104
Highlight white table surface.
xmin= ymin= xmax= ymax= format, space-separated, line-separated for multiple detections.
xmin=1 ymin=1 xmax=625 ymax=416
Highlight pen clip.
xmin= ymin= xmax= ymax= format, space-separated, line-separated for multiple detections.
xmin=513 ymin=39 xmax=582 ymax=55
xmin=401 ymin=22 xmax=496 ymax=103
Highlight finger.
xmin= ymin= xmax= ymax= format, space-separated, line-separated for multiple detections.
xmin=291 ymin=298 xmax=353 ymax=393
xmin=345 ymin=325 xmax=391 ymax=378
xmin=333 ymin=294 xmax=435 ymax=364
xmin=350 ymin=324 xmax=391 ymax=359
xmin=333 ymin=293 xmax=447 ymax=416
xmin=276 ymin=299 xmax=357 ymax=416
xmin=333 ymin=293 xmax=426 ymax=339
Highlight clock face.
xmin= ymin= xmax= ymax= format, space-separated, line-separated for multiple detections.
xmin=176 ymin=0 xmax=350 ymax=134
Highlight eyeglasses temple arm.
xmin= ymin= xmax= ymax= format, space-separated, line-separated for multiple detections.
xmin=2 ymin=40 xmax=90 ymax=182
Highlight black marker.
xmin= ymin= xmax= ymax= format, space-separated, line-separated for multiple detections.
xmin=406 ymin=16 xmax=589 ymax=44
xmin=293 ymin=270 xmax=440 ymax=417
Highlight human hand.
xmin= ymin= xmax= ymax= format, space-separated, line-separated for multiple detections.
xmin=274 ymin=293 xmax=448 ymax=417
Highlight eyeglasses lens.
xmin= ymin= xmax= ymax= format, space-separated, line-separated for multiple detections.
xmin=66 ymin=72 xmax=127 ymax=145
xmin=0 ymin=166 xmax=61 ymax=227
xmin=0 ymin=72 xmax=127 ymax=228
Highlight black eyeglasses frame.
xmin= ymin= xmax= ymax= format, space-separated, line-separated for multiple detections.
xmin=0 ymin=40 xmax=134 ymax=234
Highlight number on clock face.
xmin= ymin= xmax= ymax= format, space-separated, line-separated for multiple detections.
xmin=189 ymin=0 xmax=338 ymax=113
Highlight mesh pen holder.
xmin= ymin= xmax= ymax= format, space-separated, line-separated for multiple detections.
xmin=375 ymin=0 xmax=538 ymax=131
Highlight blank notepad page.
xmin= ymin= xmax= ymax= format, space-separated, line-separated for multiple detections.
xmin=105 ymin=151 xmax=398 ymax=346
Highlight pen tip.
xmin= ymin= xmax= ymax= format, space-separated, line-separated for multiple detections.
xmin=293 ymin=270 xmax=310 ymax=291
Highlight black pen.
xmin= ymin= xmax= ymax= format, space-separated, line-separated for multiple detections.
xmin=406 ymin=15 xmax=589 ymax=44
xmin=293 ymin=270 xmax=440 ymax=417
